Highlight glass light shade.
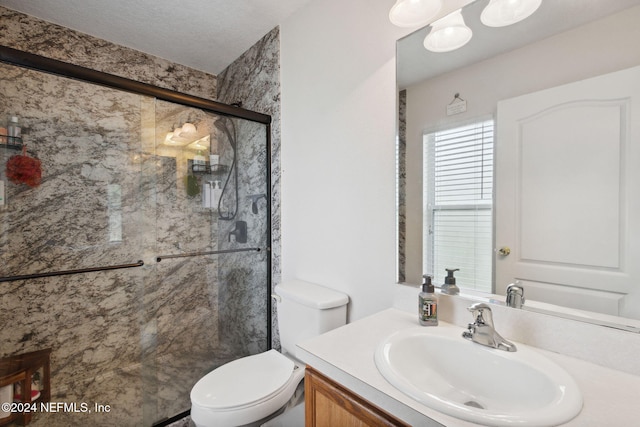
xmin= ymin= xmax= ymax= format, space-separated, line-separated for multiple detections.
xmin=164 ymin=131 xmax=175 ymax=143
xmin=389 ymin=0 xmax=442 ymax=28
xmin=480 ymin=0 xmax=542 ymax=27
xmin=178 ymin=122 xmax=197 ymax=137
xmin=424 ymin=10 xmax=472 ymax=53
xmin=188 ymin=134 xmax=211 ymax=151
xmin=164 ymin=131 xmax=187 ymax=146
xmin=166 ymin=126 xmax=191 ymax=146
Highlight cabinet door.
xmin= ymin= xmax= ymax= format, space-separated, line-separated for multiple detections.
xmin=305 ymin=366 xmax=409 ymax=427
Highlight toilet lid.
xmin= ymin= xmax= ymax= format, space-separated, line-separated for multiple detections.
xmin=191 ymin=350 xmax=295 ymax=410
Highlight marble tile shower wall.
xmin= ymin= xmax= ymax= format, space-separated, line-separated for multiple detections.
xmin=217 ymin=27 xmax=282 ymax=351
xmin=0 ymin=7 xmax=216 ymax=98
xmin=0 ymin=6 xmax=280 ymax=426
xmin=208 ymin=116 xmax=271 ymax=358
xmin=397 ymin=90 xmax=407 ymax=283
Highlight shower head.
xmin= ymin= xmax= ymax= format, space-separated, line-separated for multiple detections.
xmin=213 ymin=117 xmax=228 ymax=132
xmin=214 ymin=117 xmax=237 ymax=151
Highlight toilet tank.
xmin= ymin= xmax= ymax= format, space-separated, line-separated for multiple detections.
xmin=274 ymin=280 xmax=349 ymax=357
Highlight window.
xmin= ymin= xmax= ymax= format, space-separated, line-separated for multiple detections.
xmin=423 ymin=119 xmax=494 ymax=292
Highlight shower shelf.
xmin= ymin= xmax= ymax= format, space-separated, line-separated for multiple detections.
xmin=0 ymin=135 xmax=23 ymax=150
xmin=190 ymin=162 xmax=229 ymax=175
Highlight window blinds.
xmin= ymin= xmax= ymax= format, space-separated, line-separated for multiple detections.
xmin=424 ymin=120 xmax=494 ymax=292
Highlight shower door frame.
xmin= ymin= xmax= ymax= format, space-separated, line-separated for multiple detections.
xmin=0 ymin=44 xmax=274 ymax=348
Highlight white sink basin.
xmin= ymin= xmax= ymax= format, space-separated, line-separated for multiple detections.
xmin=375 ymin=326 xmax=583 ymax=426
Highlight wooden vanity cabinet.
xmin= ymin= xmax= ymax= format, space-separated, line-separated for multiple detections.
xmin=305 ymin=366 xmax=409 ymax=427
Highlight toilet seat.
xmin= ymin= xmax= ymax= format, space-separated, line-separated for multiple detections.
xmin=190 ymin=350 xmax=305 ymax=427
xmin=191 ymin=349 xmax=295 ymax=410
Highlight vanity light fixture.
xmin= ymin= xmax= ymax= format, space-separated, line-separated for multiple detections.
xmin=424 ymin=9 xmax=472 ymax=53
xmin=389 ymin=0 xmax=442 ymax=28
xmin=164 ymin=131 xmax=174 ymax=143
xmin=480 ymin=0 xmax=542 ymax=27
xmin=187 ymin=134 xmax=211 ymax=151
xmin=167 ymin=132 xmax=190 ymax=145
xmin=164 ymin=122 xmax=198 ymax=146
xmin=178 ymin=122 xmax=197 ymax=137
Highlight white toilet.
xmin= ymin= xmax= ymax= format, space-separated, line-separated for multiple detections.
xmin=190 ymin=279 xmax=349 ymax=427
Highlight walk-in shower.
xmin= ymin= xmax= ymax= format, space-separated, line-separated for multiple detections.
xmin=0 ymin=46 xmax=272 ymax=426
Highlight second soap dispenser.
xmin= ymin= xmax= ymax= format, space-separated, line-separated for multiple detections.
xmin=440 ymin=268 xmax=460 ymax=295
xmin=419 ymin=275 xmax=438 ymax=326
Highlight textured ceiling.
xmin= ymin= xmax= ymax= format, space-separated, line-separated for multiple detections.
xmin=0 ymin=0 xmax=313 ymax=75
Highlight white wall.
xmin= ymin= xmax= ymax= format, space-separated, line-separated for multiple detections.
xmin=279 ymin=0 xmax=471 ymax=321
xmin=279 ymin=0 xmax=400 ymax=321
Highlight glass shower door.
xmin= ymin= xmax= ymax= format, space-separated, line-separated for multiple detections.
xmin=0 ymin=62 xmax=149 ymax=426
xmin=146 ymin=101 xmax=270 ymax=423
xmin=0 ymin=54 xmax=271 ymax=426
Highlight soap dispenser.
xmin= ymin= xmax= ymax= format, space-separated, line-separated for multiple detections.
xmin=419 ymin=275 xmax=438 ymax=326
xmin=441 ymin=268 xmax=460 ymax=295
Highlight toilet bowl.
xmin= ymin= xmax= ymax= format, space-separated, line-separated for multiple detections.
xmin=190 ymin=280 xmax=349 ymax=427
xmin=190 ymin=350 xmax=304 ymax=427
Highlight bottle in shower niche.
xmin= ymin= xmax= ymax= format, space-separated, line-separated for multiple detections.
xmin=8 ymin=116 xmax=21 ymax=136
xmin=0 ymin=180 xmax=5 ymax=209
xmin=4 ymin=116 xmax=22 ymax=146
xmin=193 ymin=150 xmax=206 ymax=172
xmin=419 ymin=275 xmax=438 ymax=326
xmin=211 ymin=180 xmax=222 ymax=211
xmin=0 ymin=117 xmax=6 ymax=144
xmin=202 ymin=181 xmax=212 ymax=208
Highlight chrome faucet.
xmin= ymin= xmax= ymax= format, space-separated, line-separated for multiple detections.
xmin=462 ymin=303 xmax=517 ymax=352
xmin=506 ymin=282 xmax=525 ymax=308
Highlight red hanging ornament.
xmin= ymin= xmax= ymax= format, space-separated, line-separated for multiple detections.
xmin=6 ymin=145 xmax=42 ymax=187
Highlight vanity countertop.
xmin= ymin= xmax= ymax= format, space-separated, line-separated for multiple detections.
xmin=296 ymin=307 xmax=640 ymax=426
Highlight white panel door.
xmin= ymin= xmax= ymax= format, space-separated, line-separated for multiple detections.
xmin=495 ymin=66 xmax=640 ymax=318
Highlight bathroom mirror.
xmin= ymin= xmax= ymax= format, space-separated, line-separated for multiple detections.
xmin=397 ymin=0 xmax=640 ymax=330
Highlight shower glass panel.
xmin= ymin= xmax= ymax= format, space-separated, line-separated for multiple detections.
xmin=149 ymin=101 xmax=270 ymax=422
xmin=0 ymin=54 xmax=270 ymax=426
xmin=0 ymin=62 xmax=150 ymax=426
